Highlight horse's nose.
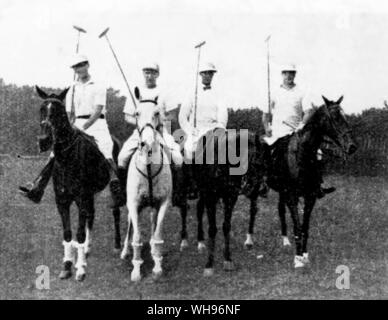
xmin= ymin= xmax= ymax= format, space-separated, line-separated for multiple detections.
xmin=348 ymin=143 xmax=357 ymax=155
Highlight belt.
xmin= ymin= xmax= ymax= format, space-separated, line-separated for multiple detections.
xmin=76 ymin=114 xmax=105 ymax=119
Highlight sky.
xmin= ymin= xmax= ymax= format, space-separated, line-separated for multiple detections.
xmin=1 ymin=0 xmax=388 ymax=114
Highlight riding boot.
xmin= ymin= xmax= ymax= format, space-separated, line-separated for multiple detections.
xmin=107 ymin=159 xmax=126 ymax=208
xmin=19 ymin=156 xmax=55 ymax=203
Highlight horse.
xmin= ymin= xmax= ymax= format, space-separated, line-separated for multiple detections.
xmin=119 ymin=93 xmax=172 ymax=282
xmin=177 ymin=127 xmax=264 ymax=276
xmin=35 ymin=86 xmax=123 ymax=281
xmin=246 ymin=96 xmax=357 ymax=268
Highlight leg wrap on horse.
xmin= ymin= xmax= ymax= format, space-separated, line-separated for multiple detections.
xmin=131 ymin=242 xmax=143 ymax=261
xmin=62 ymin=240 xmax=75 ymax=263
xmin=74 ymin=242 xmax=87 ymax=269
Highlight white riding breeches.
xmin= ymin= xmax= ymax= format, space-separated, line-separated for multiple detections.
xmin=118 ymin=128 xmax=183 ymax=168
xmin=74 ymin=118 xmax=114 ymax=160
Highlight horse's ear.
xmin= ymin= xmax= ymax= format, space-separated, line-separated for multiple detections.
xmin=322 ymin=95 xmax=330 ymax=106
xmin=336 ymin=96 xmax=344 ymax=105
xmin=155 ymin=96 xmax=159 ymax=104
xmin=134 ymin=87 xmax=140 ymax=100
xmin=58 ymin=87 xmax=70 ymax=102
xmin=36 ymin=86 xmax=48 ymax=99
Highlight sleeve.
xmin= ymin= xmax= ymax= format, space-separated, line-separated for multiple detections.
xmin=217 ymin=103 xmax=228 ymax=128
xmin=94 ymin=84 xmax=106 ymax=107
xmin=123 ymin=94 xmax=136 ymax=116
xmin=178 ymin=94 xmax=194 ymax=133
xmin=65 ymin=84 xmax=74 ymax=113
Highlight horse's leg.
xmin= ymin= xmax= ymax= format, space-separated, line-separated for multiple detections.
xmin=120 ymin=220 xmax=132 ymax=260
xmin=129 ymin=203 xmax=142 ymax=282
xmin=244 ymin=196 xmax=258 ymax=250
xmin=84 ymin=197 xmax=95 ymax=257
xmin=223 ymin=195 xmax=238 ymax=271
xmin=301 ymin=195 xmax=316 ymax=264
xmin=112 ymin=207 xmax=121 ymax=252
xmin=58 ymin=200 xmax=74 ymax=280
xmin=285 ymin=192 xmax=304 ymax=268
xmin=179 ymin=202 xmax=189 ymax=251
xmin=204 ymin=197 xmax=217 ymax=276
xmin=74 ymin=197 xmax=90 ymax=281
xmin=279 ymin=192 xmax=291 ymax=247
xmin=150 ymin=198 xmax=170 ymax=280
xmin=197 ymin=196 xmax=206 ymax=253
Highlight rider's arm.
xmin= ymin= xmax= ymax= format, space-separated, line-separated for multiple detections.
xmin=123 ymin=94 xmax=137 ymax=125
xmin=65 ymin=84 xmax=75 ymax=125
xmin=216 ymin=104 xmax=228 ymax=128
xmin=178 ymin=97 xmax=194 ymax=134
xmin=82 ymin=86 xmax=106 ymax=131
xmin=82 ymin=105 xmax=103 ymax=131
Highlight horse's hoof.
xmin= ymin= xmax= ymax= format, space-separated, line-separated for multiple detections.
xmin=75 ymin=272 xmax=86 ymax=282
xmin=294 ymin=255 xmax=306 ymax=268
xmin=244 ymin=243 xmax=253 ymax=250
xmin=120 ymin=250 xmax=129 ymax=260
xmin=223 ymin=260 xmax=236 ymax=272
xmin=282 ymin=236 xmax=291 ymax=247
xmin=113 ymin=247 xmax=121 ymax=255
xmin=203 ymin=268 xmax=214 ymax=277
xmin=152 ymin=270 xmax=163 ymax=281
xmin=131 ymin=271 xmax=142 ymax=282
xmin=198 ymin=242 xmax=206 ymax=253
xmin=302 ymin=253 xmax=310 ymax=264
xmin=180 ymin=240 xmax=189 ymax=251
xmin=59 ymin=270 xmax=72 ymax=280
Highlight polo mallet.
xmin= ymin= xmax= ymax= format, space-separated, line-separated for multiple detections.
xmin=99 ymin=27 xmax=137 ymax=109
xmin=265 ymin=35 xmax=272 ymax=125
xmin=70 ymin=25 xmax=87 ymax=123
xmin=193 ymin=41 xmax=206 ymax=128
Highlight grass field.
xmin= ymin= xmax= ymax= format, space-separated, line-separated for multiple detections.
xmin=0 ymin=156 xmax=387 ymax=300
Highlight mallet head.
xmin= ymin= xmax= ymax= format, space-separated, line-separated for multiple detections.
xmin=73 ymin=25 xmax=87 ymax=33
xmin=99 ymin=27 xmax=110 ymax=38
xmin=194 ymin=41 xmax=206 ymax=49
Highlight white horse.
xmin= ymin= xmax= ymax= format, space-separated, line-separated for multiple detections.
xmin=120 ymin=95 xmax=172 ymax=282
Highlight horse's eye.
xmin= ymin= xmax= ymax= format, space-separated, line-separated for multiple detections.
xmin=154 ymin=111 xmax=160 ymax=117
xmin=135 ymin=111 xmax=140 ymax=117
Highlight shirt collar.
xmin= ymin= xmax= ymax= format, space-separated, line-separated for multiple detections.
xmin=280 ymin=83 xmax=296 ymax=91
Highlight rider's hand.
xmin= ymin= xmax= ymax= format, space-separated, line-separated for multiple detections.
xmin=191 ymin=128 xmax=199 ymax=136
xmin=295 ymin=123 xmax=304 ymax=132
xmin=265 ymin=127 xmax=272 ymax=137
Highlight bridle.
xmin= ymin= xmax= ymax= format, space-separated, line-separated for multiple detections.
xmin=135 ymin=103 xmax=165 ymax=205
xmin=40 ymin=98 xmax=80 ymax=154
xmin=322 ymin=103 xmax=351 ymax=154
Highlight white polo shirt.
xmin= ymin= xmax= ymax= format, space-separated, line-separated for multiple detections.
xmin=265 ymin=83 xmax=311 ymax=145
xmin=65 ymin=77 xmax=106 ymax=117
xmin=179 ymin=85 xmax=228 ymax=136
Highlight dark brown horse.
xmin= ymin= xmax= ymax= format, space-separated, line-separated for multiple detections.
xmin=248 ymin=96 xmax=357 ymax=268
xmin=35 ymin=86 xmax=122 ymax=281
xmin=174 ymin=126 xmax=265 ymax=276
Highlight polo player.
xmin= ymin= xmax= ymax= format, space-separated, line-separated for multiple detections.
xmin=19 ymin=54 xmax=124 ymax=207
xmin=262 ymin=63 xmax=335 ymax=198
xmin=179 ymin=62 xmax=228 ymax=197
xmin=117 ymin=63 xmax=183 ymax=200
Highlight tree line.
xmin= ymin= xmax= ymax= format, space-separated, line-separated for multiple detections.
xmin=1 ymin=79 xmax=387 ymax=176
